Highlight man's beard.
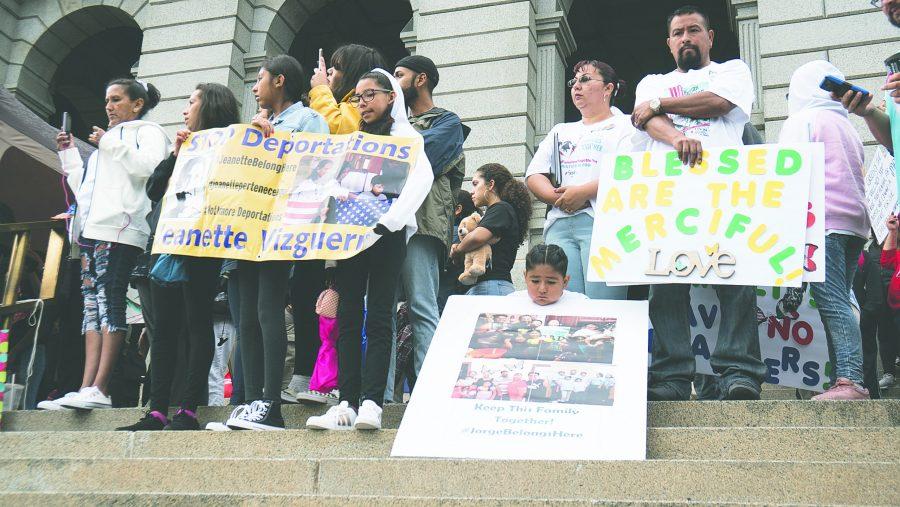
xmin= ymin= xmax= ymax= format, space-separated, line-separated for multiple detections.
xmin=677 ymin=45 xmax=703 ymax=71
xmin=402 ymin=84 xmax=419 ymax=106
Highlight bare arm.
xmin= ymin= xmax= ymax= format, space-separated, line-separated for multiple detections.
xmin=526 ymin=173 xmax=559 ymax=206
xmin=644 ymin=115 xmax=704 ymax=167
xmin=835 ymin=89 xmax=893 ymax=153
xmin=659 ymin=91 xmax=735 ymax=119
xmin=456 ymin=226 xmax=496 ymax=254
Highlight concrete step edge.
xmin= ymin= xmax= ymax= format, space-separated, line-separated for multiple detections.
xmin=0 ymin=491 xmax=807 ymax=506
xmin=3 ymin=458 xmax=896 ymax=504
xmin=3 ymin=427 xmax=897 ymax=463
xmin=5 ymin=399 xmax=899 ymax=432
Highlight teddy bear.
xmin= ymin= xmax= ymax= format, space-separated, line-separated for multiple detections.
xmin=457 ymin=212 xmax=492 ymax=285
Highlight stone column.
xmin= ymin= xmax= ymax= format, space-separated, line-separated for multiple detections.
xmin=242 ymin=54 xmax=266 ymax=121
xmin=731 ymin=0 xmax=763 ymax=127
xmin=530 ymin=9 xmax=575 ymax=246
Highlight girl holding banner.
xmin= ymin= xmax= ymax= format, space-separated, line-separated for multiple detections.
xmin=525 ymin=60 xmax=639 ymax=300
xmin=286 ymin=44 xmax=389 ymax=405
xmin=55 ymin=78 xmax=169 ymax=410
xmin=306 ymin=69 xmax=433 ymax=431
xmin=221 ymin=56 xmax=330 ymax=431
xmin=780 ymin=60 xmax=871 ymax=400
xmin=117 ymin=83 xmax=240 ymax=431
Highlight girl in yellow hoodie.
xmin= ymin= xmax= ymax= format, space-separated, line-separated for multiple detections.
xmin=289 ymin=44 xmax=389 ymax=404
xmin=309 ymin=44 xmax=387 ymax=135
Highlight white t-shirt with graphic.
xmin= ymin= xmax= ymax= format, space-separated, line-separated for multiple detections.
xmin=526 ymin=112 xmax=640 ymax=232
xmin=634 ymin=59 xmax=754 ymax=151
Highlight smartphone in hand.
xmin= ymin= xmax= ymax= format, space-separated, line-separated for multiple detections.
xmin=819 ymin=75 xmax=869 ymax=97
xmin=61 ymin=111 xmax=71 ymax=133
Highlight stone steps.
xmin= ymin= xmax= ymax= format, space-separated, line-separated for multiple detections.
xmin=4 ymin=399 xmax=899 ymax=432
xmin=3 ymin=426 xmax=897 ymax=462
xmin=4 ymin=400 xmax=898 ymax=504
xmin=1 ymin=457 xmax=897 ymax=504
xmin=0 ymin=493 xmax=762 ymax=506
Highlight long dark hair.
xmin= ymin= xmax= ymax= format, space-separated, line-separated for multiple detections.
xmin=195 ymin=83 xmax=240 ymax=130
xmin=261 ymin=55 xmax=310 ymax=103
xmin=358 ymin=71 xmax=394 ymax=136
xmin=107 ymin=78 xmax=161 ymax=119
xmin=475 ymin=163 xmax=532 ymax=245
xmin=572 ymin=60 xmax=626 ymax=107
xmin=525 ymin=243 xmax=568 ymax=277
xmin=456 ymin=189 xmax=479 ymax=224
xmin=331 ymin=44 xmax=387 ymax=101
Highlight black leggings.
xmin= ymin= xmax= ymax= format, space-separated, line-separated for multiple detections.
xmin=149 ymin=257 xmax=222 ymax=413
xmin=291 ymin=260 xmax=326 ymax=377
xmin=238 ymin=260 xmax=291 ymax=401
xmin=337 ymin=230 xmax=406 ymax=408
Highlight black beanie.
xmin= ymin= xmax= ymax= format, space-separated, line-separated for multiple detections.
xmin=395 ymin=55 xmax=440 ymax=88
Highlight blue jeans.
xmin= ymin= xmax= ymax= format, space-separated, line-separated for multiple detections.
xmin=399 ymin=235 xmax=443 ymax=375
xmin=649 ymin=284 xmax=765 ymax=396
xmin=544 ymin=213 xmax=627 ymax=300
xmin=810 ymin=234 xmax=865 ymax=384
xmin=466 ymin=279 xmax=515 ymax=296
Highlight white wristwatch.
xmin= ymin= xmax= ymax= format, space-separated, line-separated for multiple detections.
xmin=649 ymin=97 xmax=662 ymax=115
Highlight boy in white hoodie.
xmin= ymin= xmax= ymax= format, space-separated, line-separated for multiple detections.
xmin=54 ymin=78 xmax=170 ymax=410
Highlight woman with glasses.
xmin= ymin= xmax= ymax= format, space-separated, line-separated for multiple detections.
xmin=285 ymin=44 xmax=389 ymax=405
xmin=306 ymin=69 xmax=433 ymax=431
xmin=525 ymin=60 xmax=639 ymax=300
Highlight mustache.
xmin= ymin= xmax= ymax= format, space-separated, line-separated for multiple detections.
xmin=679 ymin=44 xmax=699 ymax=54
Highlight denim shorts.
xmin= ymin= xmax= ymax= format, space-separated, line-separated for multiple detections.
xmin=80 ymin=240 xmax=141 ymax=334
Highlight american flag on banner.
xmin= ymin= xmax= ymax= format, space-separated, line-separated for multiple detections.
xmin=335 ymin=199 xmax=392 ymax=227
xmin=284 ymin=199 xmax=323 ymax=224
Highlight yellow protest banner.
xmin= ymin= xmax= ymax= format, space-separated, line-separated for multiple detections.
xmin=586 ymin=144 xmax=822 ymax=288
xmin=152 ymin=125 xmax=422 ymax=261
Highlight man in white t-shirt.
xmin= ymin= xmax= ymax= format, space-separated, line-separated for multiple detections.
xmin=629 ymin=5 xmax=766 ymax=402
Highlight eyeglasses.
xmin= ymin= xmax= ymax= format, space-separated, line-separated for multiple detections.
xmin=870 ymin=0 xmax=882 ymax=7
xmin=349 ymin=88 xmax=392 ymax=106
xmin=567 ymin=75 xmax=604 ymax=88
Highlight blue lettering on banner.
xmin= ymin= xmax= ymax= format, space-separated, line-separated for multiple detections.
xmin=237 ymin=129 xmax=414 ymax=161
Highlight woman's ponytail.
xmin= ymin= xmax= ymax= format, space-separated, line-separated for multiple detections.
xmin=475 ymin=163 xmax=532 ymax=245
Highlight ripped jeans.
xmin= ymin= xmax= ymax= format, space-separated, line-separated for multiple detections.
xmin=80 ymin=240 xmax=141 ymax=334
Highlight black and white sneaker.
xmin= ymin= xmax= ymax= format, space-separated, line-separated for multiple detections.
xmin=295 ymin=388 xmax=340 ymax=405
xmin=226 ymin=399 xmax=285 ymax=431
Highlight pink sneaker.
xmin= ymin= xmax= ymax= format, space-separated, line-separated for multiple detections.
xmin=811 ymin=378 xmax=870 ymax=401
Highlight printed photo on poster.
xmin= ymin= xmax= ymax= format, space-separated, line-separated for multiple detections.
xmin=161 ymin=153 xmax=213 ymax=220
xmin=391 ymin=296 xmax=649 ymax=461
xmin=467 ymin=313 xmax=615 ymax=364
xmin=453 ymin=358 xmax=616 ymax=406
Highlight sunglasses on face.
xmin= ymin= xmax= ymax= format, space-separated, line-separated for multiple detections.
xmin=349 ymin=88 xmax=392 ymax=106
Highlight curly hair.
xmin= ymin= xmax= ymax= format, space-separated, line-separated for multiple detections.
xmin=475 ymin=163 xmax=532 ymax=245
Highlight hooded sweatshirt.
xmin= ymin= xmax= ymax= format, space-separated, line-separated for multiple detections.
xmin=59 ymin=119 xmax=170 ymax=249
xmin=309 ymin=86 xmax=362 ymax=134
xmin=369 ymin=68 xmax=434 ymax=242
xmin=778 ymin=60 xmax=869 ymax=239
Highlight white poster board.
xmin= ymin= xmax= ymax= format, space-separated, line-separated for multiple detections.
xmin=689 ymin=286 xmax=829 ymax=392
xmin=587 ymin=144 xmax=819 ymax=287
xmin=392 ymin=295 xmax=649 ymax=461
xmin=864 ymin=146 xmax=897 ymax=244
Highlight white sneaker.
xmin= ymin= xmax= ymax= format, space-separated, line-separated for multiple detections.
xmin=354 ymin=399 xmax=382 ymax=430
xmin=306 ymin=401 xmax=357 ymax=430
xmin=295 ymin=388 xmax=340 ymax=405
xmin=206 ymin=405 xmax=247 ymax=431
xmin=36 ymin=392 xmax=79 ymax=410
xmin=58 ymin=387 xmax=111 ymax=410
xmin=878 ymin=373 xmax=896 ymax=389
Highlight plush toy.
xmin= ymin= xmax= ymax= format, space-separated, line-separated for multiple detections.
xmin=457 ymin=212 xmax=492 ymax=285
